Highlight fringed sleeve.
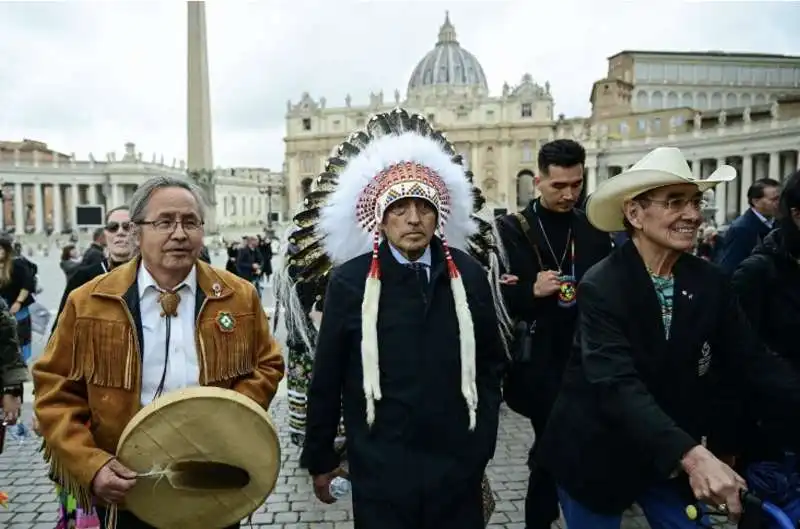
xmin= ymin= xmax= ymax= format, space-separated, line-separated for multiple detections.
xmin=32 ymin=294 xmax=114 ymax=511
xmin=230 ymin=283 xmax=286 ymax=408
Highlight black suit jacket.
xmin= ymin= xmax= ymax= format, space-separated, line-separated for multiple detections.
xmin=236 ymin=247 xmax=263 ymax=281
xmin=81 ymin=243 xmax=105 ymax=267
xmin=715 ymin=209 xmax=772 ymax=275
xmin=537 ymin=241 xmax=800 ymax=514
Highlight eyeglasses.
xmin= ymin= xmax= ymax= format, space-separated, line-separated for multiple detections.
xmin=105 ymin=221 xmax=132 ymax=233
xmin=137 ymin=218 xmax=204 ymax=233
xmin=642 ymin=197 xmax=707 ymax=213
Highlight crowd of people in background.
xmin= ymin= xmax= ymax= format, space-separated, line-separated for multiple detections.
xmin=225 ymin=235 xmax=273 ymax=298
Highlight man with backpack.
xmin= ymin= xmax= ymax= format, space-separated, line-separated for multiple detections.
xmin=495 ymin=139 xmax=611 ymax=529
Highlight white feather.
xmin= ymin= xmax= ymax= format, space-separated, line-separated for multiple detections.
xmin=272 ymin=224 xmax=316 ymax=354
xmin=361 ymin=276 xmax=382 ymax=426
xmin=317 ymin=133 xmax=477 ymax=264
xmin=488 ymin=253 xmax=514 ymax=360
xmin=451 ymin=274 xmax=478 ymax=430
xmin=491 ymin=217 xmax=510 ymax=272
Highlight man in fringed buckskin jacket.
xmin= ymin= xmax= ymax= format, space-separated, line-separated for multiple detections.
xmin=33 ymin=176 xmax=285 ymax=529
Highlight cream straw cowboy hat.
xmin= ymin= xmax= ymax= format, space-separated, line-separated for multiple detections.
xmin=586 ymin=147 xmax=737 ymax=232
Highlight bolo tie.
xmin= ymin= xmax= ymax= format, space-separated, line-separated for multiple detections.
xmin=153 ymin=288 xmax=182 ymax=399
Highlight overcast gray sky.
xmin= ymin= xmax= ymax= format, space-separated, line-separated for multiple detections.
xmin=0 ymin=1 xmax=798 ymax=171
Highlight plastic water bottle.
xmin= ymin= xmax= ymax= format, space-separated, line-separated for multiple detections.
xmin=329 ymin=476 xmax=351 ymax=499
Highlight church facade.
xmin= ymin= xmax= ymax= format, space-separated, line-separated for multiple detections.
xmin=284 ymin=13 xmax=800 ymax=225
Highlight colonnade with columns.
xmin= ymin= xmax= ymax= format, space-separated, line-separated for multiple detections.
xmin=597 ymin=148 xmax=800 ymax=225
xmin=0 ymin=181 xmax=135 ymax=234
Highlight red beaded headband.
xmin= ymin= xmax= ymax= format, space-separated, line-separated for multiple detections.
xmin=355 ymin=161 xmax=452 ymax=232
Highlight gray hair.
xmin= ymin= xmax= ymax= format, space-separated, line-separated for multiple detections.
xmin=128 ymin=175 xmax=207 ymax=223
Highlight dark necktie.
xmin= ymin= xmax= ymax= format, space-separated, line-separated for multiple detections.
xmin=405 ymin=262 xmax=429 ymax=292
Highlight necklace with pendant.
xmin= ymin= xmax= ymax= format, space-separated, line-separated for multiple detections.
xmin=534 ymin=202 xmax=571 ymax=274
xmin=533 ymin=201 xmax=577 ymax=308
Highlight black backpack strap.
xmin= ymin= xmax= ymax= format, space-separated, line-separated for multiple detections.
xmin=512 ymin=212 xmax=545 ymax=271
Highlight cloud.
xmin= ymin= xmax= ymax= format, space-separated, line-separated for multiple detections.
xmin=0 ymin=1 xmax=797 ymax=170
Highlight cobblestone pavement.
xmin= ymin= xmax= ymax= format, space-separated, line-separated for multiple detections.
xmin=0 ymin=398 xmax=736 ymax=529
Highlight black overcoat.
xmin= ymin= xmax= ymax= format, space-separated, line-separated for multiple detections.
xmin=537 ymin=241 xmax=800 ymax=514
xmin=730 ymin=228 xmax=800 ymax=461
xmin=301 ymin=238 xmax=505 ymax=528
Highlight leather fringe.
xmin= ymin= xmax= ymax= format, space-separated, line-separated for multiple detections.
xmin=104 ymin=504 xmax=118 ymax=529
xmin=41 ymin=440 xmax=94 ymax=512
xmin=67 ymin=321 xmax=135 ymax=390
xmin=202 ymin=316 xmax=257 ymax=383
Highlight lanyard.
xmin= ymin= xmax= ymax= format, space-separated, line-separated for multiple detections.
xmin=533 ymin=201 xmax=575 ymax=277
xmin=563 ymin=238 xmax=575 ymax=278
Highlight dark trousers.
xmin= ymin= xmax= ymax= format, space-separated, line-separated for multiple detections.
xmin=558 ymin=483 xmax=708 ymax=529
xmin=525 ymin=418 xmax=560 ymax=529
xmin=95 ymin=507 xmax=240 ymax=529
xmin=352 ymin=474 xmax=484 ymax=529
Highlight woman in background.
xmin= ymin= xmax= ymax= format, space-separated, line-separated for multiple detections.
xmin=1 ymin=296 xmax=26 ymax=427
xmin=59 ymin=244 xmax=81 ymax=278
xmin=0 ymin=236 xmax=35 ymax=362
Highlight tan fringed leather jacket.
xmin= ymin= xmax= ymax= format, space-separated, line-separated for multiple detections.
xmin=33 ymin=258 xmax=285 ymax=508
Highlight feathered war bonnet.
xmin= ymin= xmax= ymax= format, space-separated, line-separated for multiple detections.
xmin=312 ymin=109 xmax=480 ymax=430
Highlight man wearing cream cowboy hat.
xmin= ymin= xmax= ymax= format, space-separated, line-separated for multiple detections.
xmin=535 ymin=147 xmax=800 ymax=528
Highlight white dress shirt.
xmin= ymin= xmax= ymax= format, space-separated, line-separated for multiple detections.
xmin=751 ymin=207 xmax=774 ymax=229
xmin=137 ymin=264 xmax=200 ymax=406
xmin=388 ymin=244 xmax=431 ymax=279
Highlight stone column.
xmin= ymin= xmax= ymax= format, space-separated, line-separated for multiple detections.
xmin=34 ymin=183 xmax=45 ymax=234
xmin=111 ymin=184 xmax=123 ymax=208
xmin=739 ymin=155 xmax=753 ymax=214
xmin=470 ymin=144 xmax=479 ymax=174
xmin=586 ymin=165 xmax=598 ymax=195
xmin=71 ymin=184 xmax=79 ymax=229
xmin=781 ymin=153 xmax=793 ymax=180
xmin=53 ymin=184 xmax=64 ymax=234
xmin=501 ymin=142 xmax=514 ymax=210
xmin=14 ymin=183 xmax=24 ymax=233
xmin=769 ymin=151 xmax=780 ymax=181
xmin=87 ymin=184 xmax=98 ymax=204
xmin=285 ymin=156 xmax=299 ymax=215
xmin=714 ymin=158 xmax=727 ymax=226
xmin=691 ymin=159 xmax=701 ymax=180
xmin=755 ymin=155 xmax=768 ymax=180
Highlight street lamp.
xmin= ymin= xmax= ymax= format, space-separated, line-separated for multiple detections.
xmin=259 ymin=184 xmax=278 ymax=236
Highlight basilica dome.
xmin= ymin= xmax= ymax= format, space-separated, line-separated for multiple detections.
xmin=407 ymin=12 xmax=489 ymax=95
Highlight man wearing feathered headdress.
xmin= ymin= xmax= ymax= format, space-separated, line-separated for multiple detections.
xmin=296 ymin=109 xmax=506 ymax=529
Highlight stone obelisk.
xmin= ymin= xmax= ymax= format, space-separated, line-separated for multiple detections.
xmin=187 ymin=1 xmax=217 ymax=232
